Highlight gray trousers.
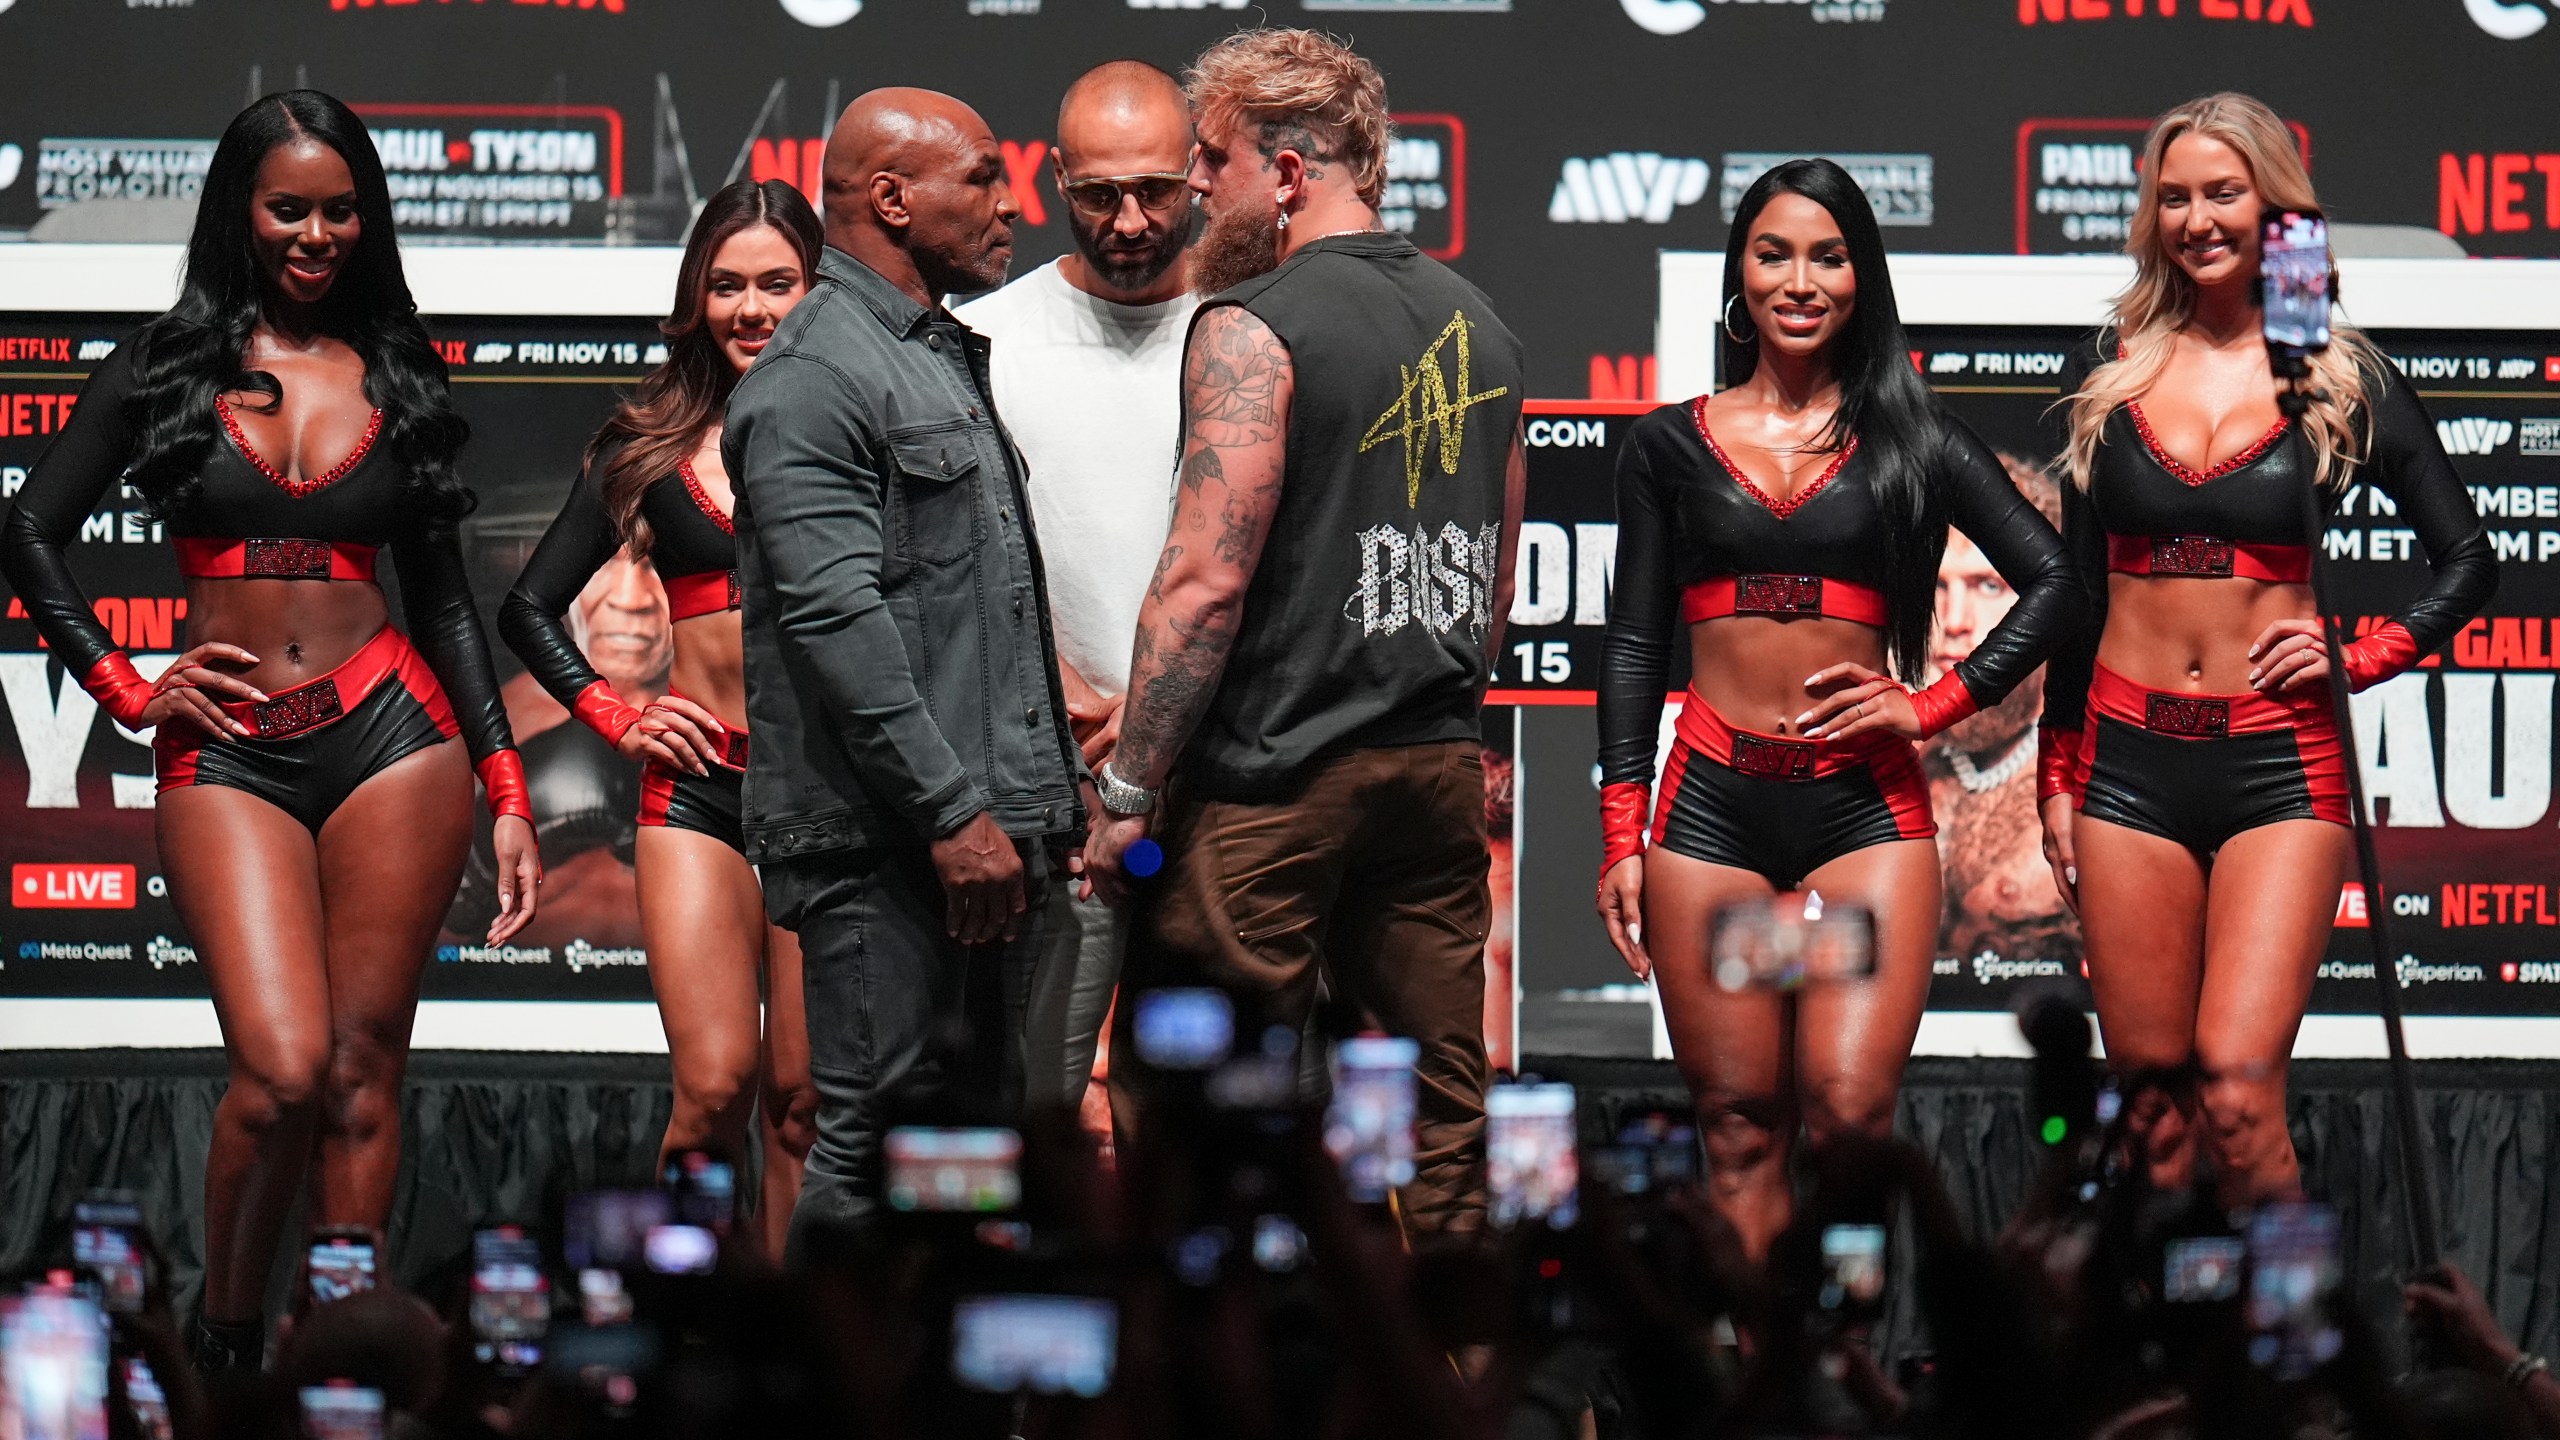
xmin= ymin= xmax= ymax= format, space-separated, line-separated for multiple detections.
xmin=1024 ymin=884 xmax=1126 ymax=1109
xmin=763 ymin=843 xmax=1048 ymax=1256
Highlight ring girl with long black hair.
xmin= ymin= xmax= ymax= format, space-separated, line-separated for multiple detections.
xmin=0 ymin=91 xmax=540 ymax=1366
xmin=501 ymin=180 xmax=822 ymax=1255
xmin=1596 ymin=159 xmax=2084 ymax=1257
xmin=2038 ymin=94 xmax=2493 ymax=1204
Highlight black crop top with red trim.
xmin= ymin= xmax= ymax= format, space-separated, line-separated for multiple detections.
xmin=497 ymin=437 xmax=737 ymax=748
xmin=2038 ymin=327 xmax=2497 ymax=756
xmin=1597 ymin=397 xmax=2084 ymax=788
xmin=0 ymin=337 xmax=521 ymax=780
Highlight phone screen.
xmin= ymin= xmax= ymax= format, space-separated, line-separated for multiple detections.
xmin=564 ymin=1190 xmax=672 ymax=1270
xmin=2246 ymin=1201 xmax=2342 ymax=1378
xmin=884 ymin=1127 xmax=1023 ymax=1213
xmin=642 ymin=1225 xmax=718 ymax=1275
xmin=1325 ymin=1035 xmax=1420 ymax=1203
xmin=2163 ymin=1235 xmax=2246 ymax=1304
xmin=576 ymin=1269 xmax=633 ymax=1328
xmin=1486 ymin=1083 xmax=1579 ymax=1229
xmin=122 ymin=1356 xmax=173 ymax=1440
xmin=69 ymin=1226 xmax=144 ymax=1317
xmin=661 ymin=1150 xmax=737 ymax=1233
xmin=0 ymin=1291 xmax=110 ymax=1440
xmin=469 ymin=1227 xmax=550 ymax=1370
xmin=298 ymin=1382 xmax=385 ymax=1440
xmin=950 ymin=1296 xmax=1117 ymax=1399
xmin=306 ymin=1238 xmax=377 ymax=1306
xmin=1586 ymin=1109 xmax=1700 ymax=1196
xmin=1820 ymin=1223 xmax=1888 ymax=1319
xmin=1132 ymin=988 xmax=1235 ymax=1071
xmin=2260 ymin=209 xmax=2332 ymax=353
xmin=1708 ymin=893 xmax=1876 ymax=992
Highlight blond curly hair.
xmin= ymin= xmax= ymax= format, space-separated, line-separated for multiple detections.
xmin=1184 ymin=28 xmax=1392 ymax=208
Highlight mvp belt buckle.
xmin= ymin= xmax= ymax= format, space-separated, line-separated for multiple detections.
xmin=1731 ymin=733 xmax=1818 ymax=779
xmin=248 ymin=679 xmax=346 ymax=740
xmin=718 ymin=728 xmax=750 ymax=769
xmin=2144 ymin=694 xmax=2230 ymax=738
xmin=242 ymin=537 xmax=338 ymax=579
xmin=2150 ymin=536 xmax=2236 ymax=578
xmin=1733 ymin=574 xmax=1827 ymax=617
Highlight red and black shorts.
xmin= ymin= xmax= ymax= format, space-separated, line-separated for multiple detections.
xmin=638 ymin=707 xmax=748 ymax=854
xmin=2073 ymin=664 xmax=2348 ymax=855
xmin=1651 ymin=691 xmax=1935 ymax=891
xmin=153 ymin=626 xmax=459 ymax=834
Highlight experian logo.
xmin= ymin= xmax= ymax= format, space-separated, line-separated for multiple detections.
xmin=2437 ymin=417 xmax=2515 ymax=455
xmin=1550 ymin=154 xmax=1710 ymax=224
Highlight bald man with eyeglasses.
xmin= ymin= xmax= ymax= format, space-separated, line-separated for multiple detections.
xmin=955 ymin=59 xmax=1198 ymax=1119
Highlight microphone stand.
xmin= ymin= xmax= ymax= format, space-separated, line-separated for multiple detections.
xmin=2277 ymin=353 xmax=2442 ymax=1276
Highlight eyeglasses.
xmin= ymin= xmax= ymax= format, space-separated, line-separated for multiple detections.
xmin=1059 ymin=172 xmax=1193 ymax=217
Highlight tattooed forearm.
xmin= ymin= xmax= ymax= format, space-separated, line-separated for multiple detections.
xmin=1112 ymin=601 xmax=1240 ymax=785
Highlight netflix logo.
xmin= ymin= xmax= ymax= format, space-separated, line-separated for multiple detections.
xmin=2018 ymin=0 xmax=2310 ymax=25
xmin=12 ymin=863 xmax=137 ymax=910
xmin=2439 ymin=153 xmax=2560 ymax=239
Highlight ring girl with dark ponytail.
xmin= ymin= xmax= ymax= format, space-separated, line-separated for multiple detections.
xmin=501 ymin=180 xmax=823 ymax=1257
xmin=1595 ymin=159 xmax=2085 ymax=1258
xmin=2038 ymin=94 xmax=2493 ymax=1205
xmin=0 ymin=91 xmax=540 ymax=1367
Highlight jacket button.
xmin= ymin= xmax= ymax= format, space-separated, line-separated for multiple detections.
xmin=1024 ymin=707 xmax=1038 ymax=725
xmin=928 ymin=335 xmax=941 ymax=349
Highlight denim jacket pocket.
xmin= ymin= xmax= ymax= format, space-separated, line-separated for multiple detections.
xmin=886 ymin=426 xmax=986 ymax=565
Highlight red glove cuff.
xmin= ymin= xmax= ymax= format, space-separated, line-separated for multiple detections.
xmin=570 ymin=680 xmax=643 ymax=747
xmin=83 ymin=653 xmax=155 ymax=730
xmin=2342 ymin=621 xmax=2422 ymax=693
xmin=476 ymin=751 xmax=534 ymax=824
xmin=1907 ymin=672 xmax=1979 ymax=740
xmin=1600 ymin=781 xmax=1650 ymax=887
xmin=2037 ymin=727 xmax=2084 ymax=803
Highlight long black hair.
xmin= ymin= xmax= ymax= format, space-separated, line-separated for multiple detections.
xmin=1718 ymin=158 xmax=1945 ymax=684
xmin=123 ymin=91 xmax=471 ymax=529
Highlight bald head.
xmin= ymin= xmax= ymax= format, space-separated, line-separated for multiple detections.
xmin=1056 ymin=61 xmax=1189 ymax=170
xmin=823 ymin=86 xmax=1018 ymax=302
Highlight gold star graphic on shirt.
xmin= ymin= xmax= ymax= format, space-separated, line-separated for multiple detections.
xmin=1359 ymin=310 xmax=1511 ymax=508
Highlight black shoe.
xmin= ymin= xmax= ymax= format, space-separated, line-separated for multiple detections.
xmin=192 ymin=1315 xmax=263 ymax=1374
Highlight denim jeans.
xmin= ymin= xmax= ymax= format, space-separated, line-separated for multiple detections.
xmin=764 ymin=842 xmax=1048 ymax=1256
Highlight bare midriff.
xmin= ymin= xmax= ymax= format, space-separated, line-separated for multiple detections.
xmin=182 ymin=578 xmax=389 ymax=695
xmin=669 ymin=611 xmax=748 ymax=733
xmin=2096 ymin=574 xmax=2314 ymax=694
xmin=1687 ymin=613 xmax=1889 ymax=737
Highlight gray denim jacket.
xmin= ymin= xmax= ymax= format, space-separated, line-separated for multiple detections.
xmin=725 ymin=247 xmax=1087 ymax=864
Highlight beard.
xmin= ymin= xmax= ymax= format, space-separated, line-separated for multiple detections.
xmin=1191 ymin=193 xmax=1281 ymax=298
xmin=1073 ymin=206 xmax=1191 ymax=294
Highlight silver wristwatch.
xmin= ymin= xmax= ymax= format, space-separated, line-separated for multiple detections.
xmin=1096 ymin=760 xmax=1158 ymax=816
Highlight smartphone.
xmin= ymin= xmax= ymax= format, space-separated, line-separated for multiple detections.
xmin=949 ymin=1295 xmax=1116 ymax=1399
xmin=1708 ymin=893 xmax=1875 ymax=992
xmin=121 ymin=1356 xmax=172 ymax=1440
xmin=1324 ymin=1035 xmax=1420 ymax=1203
xmin=884 ymin=1127 xmax=1023 ymax=1213
xmin=298 ymin=1381 xmax=385 ymax=1440
xmin=576 ymin=1268 xmax=632 ymax=1328
xmin=70 ymin=1198 xmax=147 ymax=1316
xmin=1819 ymin=1223 xmax=1888 ymax=1321
xmin=546 ymin=1322 xmax=659 ymax=1417
xmin=1132 ymin=988 xmax=1235 ymax=1071
xmin=306 ymin=1230 xmax=377 ymax=1307
xmin=642 ymin=1225 xmax=717 ymax=1276
xmin=0 ymin=1290 xmax=110 ymax=1440
xmin=2259 ymin=208 xmax=2332 ymax=354
xmin=2245 ymin=1201 xmax=2342 ymax=1378
xmin=661 ymin=1150 xmax=737 ymax=1233
xmin=1586 ymin=1109 xmax=1700 ymax=1196
xmin=2163 ymin=1235 xmax=2246 ymax=1304
xmin=469 ymin=1226 xmax=550 ymax=1372
xmin=1487 ymin=1082 xmax=1580 ymax=1229
xmin=564 ymin=1190 xmax=671 ymax=1271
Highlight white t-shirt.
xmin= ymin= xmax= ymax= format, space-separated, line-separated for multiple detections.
xmin=957 ymin=260 xmax=1196 ymax=696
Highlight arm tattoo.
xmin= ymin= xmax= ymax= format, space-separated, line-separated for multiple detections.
xmin=1113 ymin=306 xmax=1292 ymax=786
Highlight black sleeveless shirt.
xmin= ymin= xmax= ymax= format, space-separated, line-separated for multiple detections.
xmin=1183 ymin=232 xmax=1526 ymax=800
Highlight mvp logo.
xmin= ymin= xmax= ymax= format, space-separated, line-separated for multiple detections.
xmin=1550 ymin=154 xmax=1709 ymax=225
xmin=2437 ymin=417 xmax=2515 ymax=455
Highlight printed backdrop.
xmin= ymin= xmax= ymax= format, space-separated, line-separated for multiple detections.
xmin=1 ymin=0 xmax=2558 ymax=1031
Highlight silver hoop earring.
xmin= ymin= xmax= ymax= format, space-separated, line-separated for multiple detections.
xmin=1721 ymin=293 xmax=1756 ymax=346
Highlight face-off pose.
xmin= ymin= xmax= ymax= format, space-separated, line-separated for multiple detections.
xmin=0 ymin=92 xmax=539 ymax=1364
xmin=1595 ymin=161 xmax=2083 ymax=1258
xmin=1083 ymin=29 xmax=1528 ymax=1234
xmin=953 ymin=62 xmax=1199 ymax=1125
xmin=726 ymin=89 xmax=1090 ymax=1249
xmin=499 ymin=180 xmax=822 ymax=1255
xmin=2038 ymin=94 xmax=2494 ymax=1204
